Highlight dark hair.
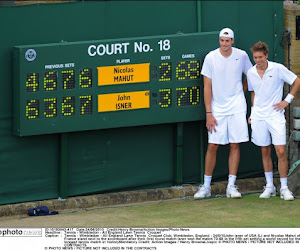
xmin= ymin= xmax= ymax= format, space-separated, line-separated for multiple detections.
xmin=250 ymin=41 xmax=269 ymax=55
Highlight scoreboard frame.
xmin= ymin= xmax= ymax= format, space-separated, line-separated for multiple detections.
xmin=13 ymin=31 xmax=219 ymax=136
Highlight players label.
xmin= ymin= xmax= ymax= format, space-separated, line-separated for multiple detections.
xmin=98 ymin=90 xmax=150 ymax=112
xmin=97 ymin=63 xmax=150 ymax=86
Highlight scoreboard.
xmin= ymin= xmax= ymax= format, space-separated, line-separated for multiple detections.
xmin=13 ymin=32 xmax=219 ymax=136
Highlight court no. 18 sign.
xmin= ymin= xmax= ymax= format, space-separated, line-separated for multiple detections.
xmin=13 ymin=31 xmax=219 ymax=136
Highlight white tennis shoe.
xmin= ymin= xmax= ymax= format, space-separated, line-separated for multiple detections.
xmin=194 ymin=185 xmax=211 ymax=199
xmin=280 ymin=187 xmax=294 ymax=201
xmin=226 ymin=185 xmax=242 ymax=198
xmin=259 ymin=185 xmax=276 ymax=198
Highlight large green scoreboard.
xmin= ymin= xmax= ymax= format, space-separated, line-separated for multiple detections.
xmin=13 ymin=32 xmax=219 ymax=136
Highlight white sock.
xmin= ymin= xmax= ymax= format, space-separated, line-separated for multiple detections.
xmin=264 ymin=172 xmax=273 ymax=187
xmin=280 ymin=177 xmax=288 ymax=189
xmin=203 ymin=175 xmax=212 ymax=188
xmin=228 ymin=175 xmax=237 ymax=187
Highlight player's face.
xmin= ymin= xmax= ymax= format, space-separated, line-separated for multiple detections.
xmin=219 ymin=37 xmax=234 ymax=52
xmin=253 ymin=51 xmax=268 ymax=68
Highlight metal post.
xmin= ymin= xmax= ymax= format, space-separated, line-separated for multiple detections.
xmin=59 ymin=133 xmax=68 ymax=199
xmin=200 ymin=122 xmax=205 ymax=184
xmin=197 ymin=0 xmax=202 ymax=33
xmin=197 ymin=0 xmax=204 ymax=184
xmin=174 ymin=123 xmax=184 ymax=185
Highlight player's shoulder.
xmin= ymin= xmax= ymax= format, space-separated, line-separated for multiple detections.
xmin=233 ymin=47 xmax=248 ymax=57
xmin=247 ymin=64 xmax=256 ymax=75
xmin=203 ymin=48 xmax=218 ymax=62
xmin=206 ymin=48 xmax=219 ymax=57
xmin=270 ymin=61 xmax=283 ymax=68
xmin=268 ymin=61 xmax=287 ymax=72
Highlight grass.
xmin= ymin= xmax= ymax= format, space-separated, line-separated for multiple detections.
xmin=0 ymin=194 xmax=299 ymax=228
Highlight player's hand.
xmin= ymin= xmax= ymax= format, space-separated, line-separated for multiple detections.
xmin=273 ymin=101 xmax=288 ymax=112
xmin=206 ymin=113 xmax=218 ymax=133
xmin=248 ymin=117 xmax=251 ymax=124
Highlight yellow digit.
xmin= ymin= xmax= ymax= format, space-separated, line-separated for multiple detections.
xmin=62 ymin=97 xmax=75 ymax=116
xmin=190 ymin=86 xmax=200 ymax=105
xmin=44 ymin=98 xmax=57 ymax=118
xmin=159 ymin=63 xmax=172 ymax=82
xmin=44 ymin=72 xmax=57 ymax=91
xmin=176 ymin=62 xmax=188 ymax=80
xmin=79 ymin=69 xmax=92 ymax=88
xmin=26 ymin=99 xmax=39 ymax=119
xmin=62 ymin=70 xmax=75 ymax=89
xmin=188 ymin=61 xmax=200 ymax=80
xmin=80 ymin=95 xmax=92 ymax=115
xmin=26 ymin=73 xmax=39 ymax=92
xmin=159 ymin=89 xmax=171 ymax=108
xmin=176 ymin=87 xmax=188 ymax=106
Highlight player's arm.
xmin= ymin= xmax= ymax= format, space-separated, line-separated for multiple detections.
xmin=204 ymin=76 xmax=218 ymax=133
xmin=243 ymin=52 xmax=252 ymax=93
xmin=248 ymin=91 xmax=255 ymax=124
xmin=251 ymin=90 xmax=255 ymax=107
xmin=243 ymin=77 xmax=248 ymax=93
xmin=273 ymin=77 xmax=300 ymax=112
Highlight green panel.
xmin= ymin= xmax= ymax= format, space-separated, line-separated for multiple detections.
xmin=200 ymin=1 xmax=284 ymax=63
xmin=99 ymin=0 xmax=198 ymax=38
xmin=0 ymin=132 xmax=59 ymax=205
xmin=182 ymin=121 xmax=203 ymax=184
xmin=67 ymin=124 xmax=174 ymax=196
xmin=13 ymin=32 xmax=219 ymax=136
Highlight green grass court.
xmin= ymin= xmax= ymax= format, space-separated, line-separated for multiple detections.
xmin=0 ymin=194 xmax=299 ymax=228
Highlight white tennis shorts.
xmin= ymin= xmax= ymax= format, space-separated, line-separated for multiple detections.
xmin=251 ymin=114 xmax=286 ymax=146
xmin=208 ymin=112 xmax=249 ymax=145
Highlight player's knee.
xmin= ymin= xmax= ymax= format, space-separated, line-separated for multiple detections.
xmin=275 ymin=147 xmax=286 ymax=159
xmin=229 ymin=143 xmax=239 ymax=151
xmin=261 ymin=146 xmax=271 ymax=157
xmin=207 ymin=143 xmax=219 ymax=153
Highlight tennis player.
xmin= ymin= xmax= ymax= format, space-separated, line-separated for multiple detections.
xmin=194 ymin=28 xmax=252 ymax=199
xmin=247 ymin=41 xmax=300 ymax=201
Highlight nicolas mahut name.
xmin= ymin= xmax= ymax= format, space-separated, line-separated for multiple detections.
xmin=113 ymin=66 xmax=134 ymax=83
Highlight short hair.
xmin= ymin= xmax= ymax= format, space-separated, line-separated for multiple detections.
xmin=250 ymin=41 xmax=269 ymax=55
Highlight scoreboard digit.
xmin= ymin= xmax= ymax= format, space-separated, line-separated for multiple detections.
xmin=62 ymin=70 xmax=75 ymax=90
xmin=13 ymin=32 xmax=219 ymax=136
xmin=79 ymin=68 xmax=92 ymax=88
xmin=44 ymin=71 xmax=57 ymax=91
xmin=26 ymin=73 xmax=39 ymax=92
xmin=159 ymin=62 xmax=172 ymax=82
xmin=44 ymin=98 xmax=57 ymax=118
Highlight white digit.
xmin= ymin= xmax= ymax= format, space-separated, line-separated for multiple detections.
xmin=158 ymin=39 xmax=171 ymax=51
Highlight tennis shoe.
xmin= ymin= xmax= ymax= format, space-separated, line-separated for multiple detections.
xmin=280 ymin=187 xmax=294 ymax=201
xmin=259 ymin=185 xmax=276 ymax=198
xmin=226 ymin=185 xmax=242 ymax=198
xmin=194 ymin=185 xmax=211 ymax=199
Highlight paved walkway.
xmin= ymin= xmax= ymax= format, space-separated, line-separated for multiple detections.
xmin=0 ymin=177 xmax=279 ymax=217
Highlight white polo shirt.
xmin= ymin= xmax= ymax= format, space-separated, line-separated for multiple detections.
xmin=201 ymin=47 xmax=252 ymax=115
xmin=247 ymin=61 xmax=297 ymax=119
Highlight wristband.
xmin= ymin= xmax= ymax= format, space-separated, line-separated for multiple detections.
xmin=206 ymin=112 xmax=212 ymax=113
xmin=284 ymin=93 xmax=294 ymax=104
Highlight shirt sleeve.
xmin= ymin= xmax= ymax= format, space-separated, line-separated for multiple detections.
xmin=201 ymin=53 xmax=212 ymax=79
xmin=279 ymin=64 xmax=297 ymax=86
xmin=247 ymin=68 xmax=254 ymax=91
xmin=242 ymin=52 xmax=253 ymax=75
